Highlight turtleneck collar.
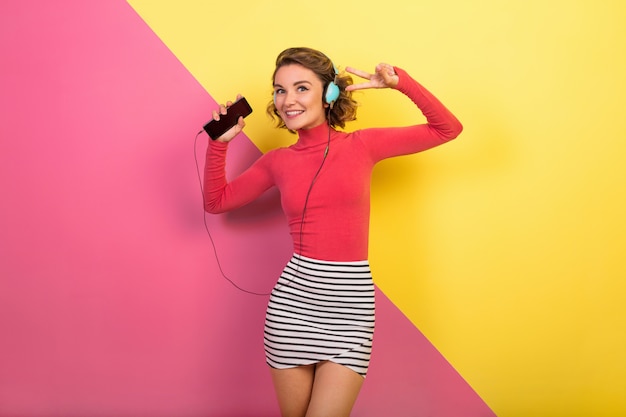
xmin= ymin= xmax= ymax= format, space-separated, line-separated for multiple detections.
xmin=291 ymin=122 xmax=340 ymax=150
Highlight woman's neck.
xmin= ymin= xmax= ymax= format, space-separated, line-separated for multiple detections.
xmin=293 ymin=122 xmax=335 ymax=150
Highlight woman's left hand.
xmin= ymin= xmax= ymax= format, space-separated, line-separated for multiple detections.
xmin=345 ymin=63 xmax=399 ymax=91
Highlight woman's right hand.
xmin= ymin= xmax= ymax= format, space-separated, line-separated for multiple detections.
xmin=212 ymin=94 xmax=246 ymax=142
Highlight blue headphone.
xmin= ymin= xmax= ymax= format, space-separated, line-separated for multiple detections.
xmin=274 ymin=63 xmax=340 ymax=106
xmin=324 ymin=64 xmax=340 ymax=105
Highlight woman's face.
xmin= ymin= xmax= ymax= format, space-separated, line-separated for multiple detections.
xmin=273 ymin=64 xmax=328 ymax=131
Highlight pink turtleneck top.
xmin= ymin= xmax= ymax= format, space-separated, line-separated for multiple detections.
xmin=204 ymin=67 xmax=462 ymax=262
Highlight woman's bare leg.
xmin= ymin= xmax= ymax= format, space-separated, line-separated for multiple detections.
xmin=270 ymin=365 xmax=316 ymax=417
xmin=305 ymin=361 xmax=364 ymax=417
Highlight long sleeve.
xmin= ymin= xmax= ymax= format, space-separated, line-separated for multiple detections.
xmin=361 ymin=67 xmax=463 ymax=162
xmin=203 ymin=139 xmax=275 ymax=213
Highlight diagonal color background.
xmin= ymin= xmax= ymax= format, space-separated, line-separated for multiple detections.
xmin=1 ymin=0 xmax=625 ymax=415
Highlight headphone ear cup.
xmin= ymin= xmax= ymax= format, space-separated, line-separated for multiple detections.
xmin=273 ymin=91 xmax=277 ymax=107
xmin=325 ymin=81 xmax=340 ymax=105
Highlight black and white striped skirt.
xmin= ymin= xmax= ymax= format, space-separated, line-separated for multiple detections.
xmin=263 ymin=253 xmax=376 ymax=377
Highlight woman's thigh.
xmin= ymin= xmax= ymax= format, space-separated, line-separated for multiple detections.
xmin=270 ymin=365 xmax=316 ymax=417
xmin=305 ymin=361 xmax=364 ymax=417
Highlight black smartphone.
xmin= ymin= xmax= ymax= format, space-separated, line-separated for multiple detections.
xmin=203 ymin=97 xmax=253 ymax=140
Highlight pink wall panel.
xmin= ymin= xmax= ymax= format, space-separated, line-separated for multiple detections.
xmin=0 ymin=1 xmax=493 ymax=416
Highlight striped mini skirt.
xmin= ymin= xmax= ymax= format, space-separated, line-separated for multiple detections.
xmin=263 ymin=253 xmax=376 ymax=377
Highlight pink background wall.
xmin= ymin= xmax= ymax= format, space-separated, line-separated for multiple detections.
xmin=0 ymin=1 xmax=493 ymax=416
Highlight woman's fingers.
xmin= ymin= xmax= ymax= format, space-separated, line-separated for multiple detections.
xmin=345 ymin=66 xmax=371 ymax=80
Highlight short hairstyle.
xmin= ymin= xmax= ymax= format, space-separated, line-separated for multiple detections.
xmin=266 ymin=47 xmax=358 ymax=131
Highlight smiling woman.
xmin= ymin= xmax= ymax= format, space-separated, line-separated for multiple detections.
xmin=203 ymin=46 xmax=462 ymax=417
xmin=268 ymin=48 xmax=358 ymax=131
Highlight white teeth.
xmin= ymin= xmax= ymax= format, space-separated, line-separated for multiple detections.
xmin=286 ymin=110 xmax=303 ymax=116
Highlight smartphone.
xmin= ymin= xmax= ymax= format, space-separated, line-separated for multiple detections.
xmin=203 ymin=97 xmax=253 ymax=140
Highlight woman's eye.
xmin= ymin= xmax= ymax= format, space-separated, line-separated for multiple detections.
xmin=297 ymin=86 xmax=309 ymax=92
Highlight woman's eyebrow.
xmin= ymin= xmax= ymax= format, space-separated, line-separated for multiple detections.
xmin=273 ymin=80 xmax=313 ymax=88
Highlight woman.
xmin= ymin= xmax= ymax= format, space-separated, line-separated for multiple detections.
xmin=204 ymin=47 xmax=462 ymax=417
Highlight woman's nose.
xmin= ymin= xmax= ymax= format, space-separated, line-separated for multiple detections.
xmin=283 ymin=90 xmax=296 ymax=105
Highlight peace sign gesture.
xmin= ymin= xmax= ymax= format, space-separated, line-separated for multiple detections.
xmin=345 ymin=63 xmax=399 ymax=91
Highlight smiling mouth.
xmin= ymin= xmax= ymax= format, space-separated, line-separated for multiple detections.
xmin=285 ymin=110 xmax=304 ymax=117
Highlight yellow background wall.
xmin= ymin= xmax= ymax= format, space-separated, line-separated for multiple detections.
xmin=129 ymin=0 xmax=626 ymax=415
